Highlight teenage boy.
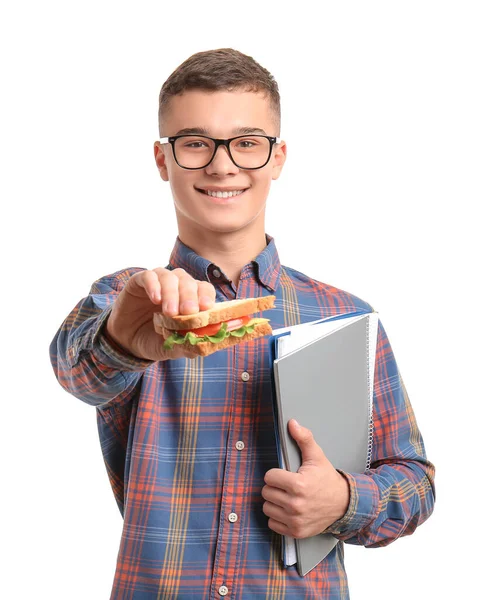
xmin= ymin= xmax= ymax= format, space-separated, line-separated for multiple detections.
xmin=50 ymin=48 xmax=435 ymax=599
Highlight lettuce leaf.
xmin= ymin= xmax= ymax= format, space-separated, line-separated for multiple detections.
xmin=163 ymin=321 xmax=258 ymax=350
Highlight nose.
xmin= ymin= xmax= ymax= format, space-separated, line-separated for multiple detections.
xmin=205 ymin=144 xmax=239 ymax=175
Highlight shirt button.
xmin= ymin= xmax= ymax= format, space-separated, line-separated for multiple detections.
xmin=235 ymin=441 xmax=245 ymax=451
xmin=241 ymin=371 xmax=250 ymax=382
xmin=218 ymin=585 xmax=229 ymax=596
xmin=228 ymin=512 xmax=238 ymax=523
xmin=212 ymin=268 xmax=222 ymax=278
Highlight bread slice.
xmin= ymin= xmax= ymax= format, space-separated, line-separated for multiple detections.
xmin=158 ymin=320 xmax=273 ymax=357
xmin=153 ymin=295 xmax=276 ymax=331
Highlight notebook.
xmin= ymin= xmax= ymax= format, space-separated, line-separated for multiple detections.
xmin=270 ymin=311 xmax=379 ymax=576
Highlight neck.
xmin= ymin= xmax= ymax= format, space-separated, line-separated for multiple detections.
xmin=176 ymin=218 xmax=267 ymax=288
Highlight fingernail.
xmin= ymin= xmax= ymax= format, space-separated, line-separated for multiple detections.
xmin=181 ymin=301 xmax=198 ymax=314
xmin=164 ymin=301 xmax=177 ymax=315
xmin=200 ymin=296 xmax=213 ymax=307
xmin=292 ymin=419 xmax=300 ymax=429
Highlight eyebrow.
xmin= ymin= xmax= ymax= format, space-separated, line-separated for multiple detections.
xmin=174 ymin=126 xmax=269 ymax=136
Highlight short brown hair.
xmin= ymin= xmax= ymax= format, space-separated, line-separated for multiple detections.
xmin=158 ymin=48 xmax=281 ymax=136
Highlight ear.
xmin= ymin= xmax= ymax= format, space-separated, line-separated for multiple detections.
xmin=154 ymin=141 xmax=169 ymax=181
xmin=271 ymin=139 xmax=287 ymax=181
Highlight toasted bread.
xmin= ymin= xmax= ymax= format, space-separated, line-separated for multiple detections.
xmin=153 ymin=295 xmax=276 ymax=331
xmin=157 ymin=321 xmax=273 ymax=357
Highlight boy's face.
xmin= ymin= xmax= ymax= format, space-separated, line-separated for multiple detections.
xmin=154 ymin=89 xmax=286 ymax=237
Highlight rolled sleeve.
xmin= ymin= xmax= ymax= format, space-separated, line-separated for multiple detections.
xmin=323 ymin=318 xmax=435 ymax=546
xmin=50 ymin=267 xmax=153 ymax=407
xmin=88 ymin=306 xmax=154 ymax=372
xmin=323 ymin=469 xmax=379 ymax=536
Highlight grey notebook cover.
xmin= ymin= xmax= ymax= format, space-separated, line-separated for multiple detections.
xmin=273 ymin=315 xmax=374 ymax=576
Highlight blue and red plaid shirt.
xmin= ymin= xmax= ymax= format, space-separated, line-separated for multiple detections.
xmin=50 ymin=234 xmax=435 ymax=599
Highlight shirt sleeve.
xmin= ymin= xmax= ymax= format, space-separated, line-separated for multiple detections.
xmin=49 ymin=267 xmax=154 ymax=408
xmin=322 ymin=318 xmax=436 ymax=547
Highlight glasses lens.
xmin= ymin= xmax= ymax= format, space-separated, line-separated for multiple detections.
xmin=174 ymin=136 xmax=271 ymax=169
xmin=230 ymin=136 xmax=271 ymax=168
xmin=174 ymin=136 xmax=215 ymax=169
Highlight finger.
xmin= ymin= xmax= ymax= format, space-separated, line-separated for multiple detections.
xmin=288 ymin=419 xmax=325 ymax=466
xmin=262 ymin=500 xmax=288 ymax=524
xmin=261 ymin=485 xmax=291 ymax=510
xmin=176 ymin=273 xmax=200 ymax=314
xmin=197 ymin=281 xmax=216 ymax=311
xmin=267 ymin=518 xmax=290 ymax=536
xmin=264 ymin=468 xmax=302 ymax=495
xmin=133 ymin=270 xmax=162 ymax=304
xmin=152 ymin=268 xmax=181 ymax=316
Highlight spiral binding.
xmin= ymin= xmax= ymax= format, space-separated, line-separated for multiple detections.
xmin=365 ymin=315 xmax=375 ymax=473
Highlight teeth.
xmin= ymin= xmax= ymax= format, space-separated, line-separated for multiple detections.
xmin=204 ymin=189 xmax=245 ymax=198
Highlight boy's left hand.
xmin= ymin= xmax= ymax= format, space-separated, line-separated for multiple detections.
xmin=262 ymin=419 xmax=350 ymax=539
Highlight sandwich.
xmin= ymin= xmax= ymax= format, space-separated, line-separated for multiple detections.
xmin=153 ymin=295 xmax=276 ymax=357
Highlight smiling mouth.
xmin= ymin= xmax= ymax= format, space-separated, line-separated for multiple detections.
xmin=195 ymin=188 xmax=249 ymax=198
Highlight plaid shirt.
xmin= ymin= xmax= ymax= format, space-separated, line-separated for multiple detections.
xmin=50 ymin=234 xmax=435 ymax=599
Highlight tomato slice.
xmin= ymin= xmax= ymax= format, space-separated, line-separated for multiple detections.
xmin=176 ymin=315 xmax=251 ymax=337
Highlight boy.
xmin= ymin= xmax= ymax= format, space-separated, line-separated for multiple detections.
xmin=50 ymin=48 xmax=435 ymax=599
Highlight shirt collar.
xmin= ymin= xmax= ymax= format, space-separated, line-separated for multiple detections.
xmin=167 ymin=234 xmax=281 ymax=292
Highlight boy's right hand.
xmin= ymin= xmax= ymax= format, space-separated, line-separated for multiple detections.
xmin=105 ymin=268 xmax=216 ymax=361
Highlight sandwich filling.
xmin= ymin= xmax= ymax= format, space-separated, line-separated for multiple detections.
xmin=163 ymin=317 xmax=270 ymax=350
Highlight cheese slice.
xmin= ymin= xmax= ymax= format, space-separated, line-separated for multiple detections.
xmin=246 ymin=317 xmax=270 ymax=326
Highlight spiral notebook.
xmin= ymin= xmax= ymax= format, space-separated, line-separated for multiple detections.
xmin=270 ymin=311 xmax=379 ymax=576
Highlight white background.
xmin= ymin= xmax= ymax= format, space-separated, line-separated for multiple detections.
xmin=1 ymin=1 xmax=483 ymax=598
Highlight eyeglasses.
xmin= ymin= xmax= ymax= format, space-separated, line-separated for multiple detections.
xmin=159 ymin=134 xmax=281 ymax=170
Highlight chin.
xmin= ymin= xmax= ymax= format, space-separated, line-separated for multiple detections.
xmin=203 ymin=221 xmax=253 ymax=234
xmin=177 ymin=204 xmax=264 ymax=235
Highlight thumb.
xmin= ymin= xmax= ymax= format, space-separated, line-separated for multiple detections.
xmin=288 ymin=419 xmax=325 ymax=465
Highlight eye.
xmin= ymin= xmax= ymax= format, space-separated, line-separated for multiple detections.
xmin=185 ymin=141 xmax=209 ymax=149
xmin=236 ymin=139 xmax=259 ymax=149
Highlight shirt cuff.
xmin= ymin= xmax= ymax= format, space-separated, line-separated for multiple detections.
xmin=323 ymin=469 xmax=380 ymax=537
xmin=81 ymin=306 xmax=155 ymax=372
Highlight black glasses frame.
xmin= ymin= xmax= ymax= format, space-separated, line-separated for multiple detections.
xmin=159 ymin=134 xmax=281 ymax=170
